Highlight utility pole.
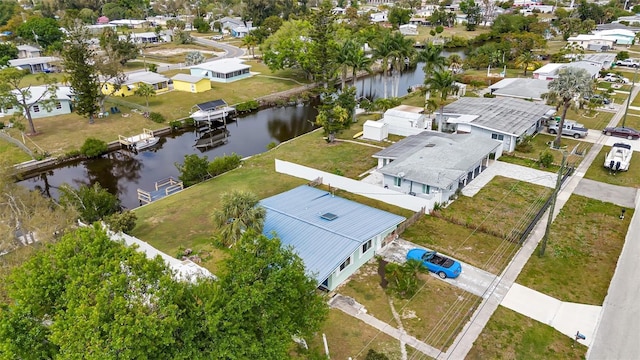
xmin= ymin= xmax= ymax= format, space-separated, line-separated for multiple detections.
xmin=539 ymin=151 xmax=566 ymax=257
xmin=621 ymin=64 xmax=638 ymax=128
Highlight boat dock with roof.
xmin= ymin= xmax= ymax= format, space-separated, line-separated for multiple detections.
xmin=190 ymin=99 xmax=236 ymax=124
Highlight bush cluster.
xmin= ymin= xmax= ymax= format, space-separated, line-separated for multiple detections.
xmin=208 ymin=153 xmax=242 ymax=177
xmin=149 ymin=112 xmax=165 ymax=123
xmin=235 ymin=100 xmax=260 ymax=113
xmin=80 ymin=137 xmax=108 ymax=158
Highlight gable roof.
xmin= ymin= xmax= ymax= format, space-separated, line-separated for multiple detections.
xmin=172 ymin=73 xmax=207 ymax=83
xmin=260 ymin=186 xmax=405 ymax=284
xmin=17 ymin=45 xmax=40 ymax=52
xmin=9 ymin=56 xmax=59 ymax=67
xmin=191 ymin=58 xmax=250 ymax=74
xmin=442 ymin=97 xmax=554 ymax=135
xmin=489 ymin=78 xmax=550 ymax=100
xmin=13 ymin=85 xmax=74 ymax=104
xmin=376 ymin=133 xmax=502 ymax=188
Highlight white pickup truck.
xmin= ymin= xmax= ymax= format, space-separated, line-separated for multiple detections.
xmin=548 ymin=119 xmax=588 ymax=139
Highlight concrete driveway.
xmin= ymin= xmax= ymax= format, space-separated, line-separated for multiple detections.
xmin=378 ymin=239 xmax=509 ymax=299
xmin=574 ymin=178 xmax=637 ymax=208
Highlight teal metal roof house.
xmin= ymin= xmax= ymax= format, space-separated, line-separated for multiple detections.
xmin=260 ymin=186 xmax=406 ymax=291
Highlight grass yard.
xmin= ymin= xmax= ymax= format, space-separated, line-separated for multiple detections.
xmin=408 ymin=24 xmax=491 ymax=45
xmin=404 ymin=177 xmax=550 ymax=274
xmin=340 ymin=262 xmax=479 ymax=352
xmin=4 ymin=112 xmax=164 ymax=157
xmin=131 ymin=129 xmax=397 ymax=273
xmin=506 ymin=133 xmax=587 ymax=170
xmin=563 ymin=108 xmax=614 ymax=130
xmin=298 ymin=309 xmax=414 ymax=360
xmin=0 ymin=139 xmax=32 ymax=164
xmin=583 ymin=145 xmax=640 ymax=188
xmin=467 ymin=306 xmax=587 ymax=360
xmin=517 ymin=195 xmax=632 ymax=304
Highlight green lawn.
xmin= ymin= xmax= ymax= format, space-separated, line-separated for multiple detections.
xmin=468 ymin=306 xmax=587 ymax=360
xmin=563 ymin=108 xmax=614 ymax=131
xmin=0 ymin=138 xmax=32 ymax=164
xmin=517 ymin=195 xmax=632 ymax=304
xmin=340 ymin=261 xmax=479 ymax=352
xmin=583 ymin=145 xmax=640 ymax=188
xmin=506 ymin=133 xmax=587 ymax=170
xmin=403 ymin=177 xmax=550 ymax=274
xmin=131 ymin=129 xmax=402 ymax=274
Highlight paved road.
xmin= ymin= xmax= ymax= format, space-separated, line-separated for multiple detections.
xmin=193 ymin=37 xmax=245 ymax=59
xmin=588 ymin=191 xmax=640 ymax=359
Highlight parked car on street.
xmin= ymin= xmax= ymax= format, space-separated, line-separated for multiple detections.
xmin=602 ymin=126 xmax=640 ymax=140
xmin=602 ymin=73 xmax=630 ymax=83
xmin=584 ymin=94 xmax=611 ymax=105
xmin=616 ymin=59 xmax=640 ymax=67
xmin=406 ymin=248 xmax=462 ymax=279
xmin=211 ymin=35 xmax=223 ymax=40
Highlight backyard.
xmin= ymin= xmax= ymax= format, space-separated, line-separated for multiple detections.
xmin=517 ymin=194 xmax=632 ymax=305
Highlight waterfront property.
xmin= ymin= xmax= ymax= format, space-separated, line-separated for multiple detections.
xmin=373 ymin=132 xmax=502 ymax=204
xmin=101 ymin=71 xmax=170 ymax=97
xmin=8 ymin=56 xmax=59 ymax=73
xmin=189 ymin=58 xmax=251 ymax=83
xmin=260 ymin=185 xmax=406 ymax=291
xmin=380 ymin=105 xmax=432 ymax=137
xmin=0 ymin=86 xmax=74 ymax=119
xmin=440 ymin=97 xmax=555 ymax=152
xmin=489 ymin=78 xmax=550 ymax=101
xmin=171 ymin=74 xmax=211 ymax=93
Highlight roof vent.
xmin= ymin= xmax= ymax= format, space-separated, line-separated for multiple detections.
xmin=425 ymin=143 xmax=436 ymax=147
xmin=320 ymin=212 xmax=338 ymax=221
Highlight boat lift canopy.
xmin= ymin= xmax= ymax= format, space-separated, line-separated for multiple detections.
xmin=196 ymin=99 xmax=228 ymax=111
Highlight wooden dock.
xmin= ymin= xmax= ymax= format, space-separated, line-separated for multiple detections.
xmin=119 ymin=128 xmax=154 ymax=147
xmin=137 ymin=177 xmax=184 ymax=205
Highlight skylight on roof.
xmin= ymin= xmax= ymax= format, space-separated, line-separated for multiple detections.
xmin=320 ymin=212 xmax=338 ymax=221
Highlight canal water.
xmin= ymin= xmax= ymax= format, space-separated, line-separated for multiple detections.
xmin=19 ymin=62 xmax=440 ymax=209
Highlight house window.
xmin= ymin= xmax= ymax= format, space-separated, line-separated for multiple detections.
xmin=55 ymin=102 xmax=62 ymax=109
xmin=491 ymin=133 xmax=504 ymax=141
xmin=362 ymin=240 xmax=372 ymax=254
xmin=422 ymin=184 xmax=430 ymax=194
xmin=339 ymin=257 xmax=351 ymax=271
xmin=394 ymin=177 xmax=402 ymax=187
xmin=33 ymin=105 xmax=40 ymax=113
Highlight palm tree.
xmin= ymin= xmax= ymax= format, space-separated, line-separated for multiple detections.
xmin=447 ymin=54 xmax=463 ymax=74
xmin=417 ymin=44 xmax=447 ymax=102
xmin=336 ymin=39 xmax=358 ymax=90
xmin=389 ymin=32 xmax=415 ymax=98
xmin=372 ymin=33 xmax=395 ymax=99
xmin=212 ymin=190 xmax=266 ymax=247
xmin=350 ymin=47 xmax=373 ymax=89
xmin=515 ymin=51 xmax=539 ymax=76
xmin=134 ymin=83 xmax=156 ymax=108
xmin=242 ymin=34 xmax=258 ymax=58
xmin=424 ymin=70 xmax=459 ymax=132
xmin=545 ymin=67 xmax=593 ymax=148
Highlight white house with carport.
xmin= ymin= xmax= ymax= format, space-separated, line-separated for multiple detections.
xmin=567 ymin=34 xmax=617 ymax=51
xmin=9 ymin=56 xmax=59 ymax=73
xmin=189 ymin=58 xmax=251 ymax=83
xmin=0 ymin=86 xmax=74 ymax=119
xmin=260 ymin=185 xmax=406 ymax=291
xmin=533 ymin=61 xmax=602 ymax=81
xmin=593 ymin=29 xmax=636 ymax=45
xmin=489 ymin=78 xmax=550 ymax=101
xmin=373 ymin=132 xmax=503 ymax=204
xmin=439 ymin=97 xmax=555 ymax=153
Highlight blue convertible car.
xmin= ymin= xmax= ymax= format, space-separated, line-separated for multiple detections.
xmin=406 ymin=248 xmax=462 ymax=279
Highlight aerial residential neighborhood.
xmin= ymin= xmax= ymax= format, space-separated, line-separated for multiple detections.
xmin=1 ymin=0 xmax=640 ymax=358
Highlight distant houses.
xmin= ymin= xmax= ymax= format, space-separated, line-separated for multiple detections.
xmin=0 ymin=86 xmax=74 ymax=119
xmin=189 ymin=58 xmax=251 ymax=83
xmin=8 ymin=56 xmax=60 ymax=74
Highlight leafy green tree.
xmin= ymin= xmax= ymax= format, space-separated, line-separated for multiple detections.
xmin=0 ymin=43 xmax=18 ymax=66
xmin=460 ymin=0 xmax=483 ymax=31
xmin=193 ymin=17 xmax=210 ymax=32
xmin=62 ymin=24 xmax=100 ymax=124
xmin=175 ymin=154 xmax=210 ymax=187
xmin=0 ymin=226 xmax=188 ymax=359
xmin=185 ymin=51 xmax=205 ymax=66
xmin=308 ymin=0 xmax=339 ymax=87
xmin=16 ymin=17 xmax=64 ymax=51
xmin=262 ymin=19 xmax=314 ymax=79
xmin=212 ymin=190 xmax=266 ymax=248
xmin=210 ymin=230 xmax=328 ymax=358
xmin=102 ymin=2 xmax=127 ymax=20
xmin=0 ymin=0 xmax=19 ymax=27
xmin=79 ymin=137 xmax=108 ymax=157
xmin=616 ymin=51 xmax=630 ymax=61
xmin=134 ymin=83 xmax=156 ymax=108
xmin=545 ymin=67 xmax=593 ymax=148
xmin=425 ymin=70 xmax=459 ymax=132
xmin=315 ymin=104 xmax=350 ymax=143
xmin=59 ymin=182 xmax=121 ymax=223
xmin=100 ymin=28 xmax=139 ymax=66
xmin=104 ymin=210 xmax=137 ymax=234
xmin=388 ymin=6 xmax=412 ymax=29
xmin=0 ymin=68 xmax=58 ymax=135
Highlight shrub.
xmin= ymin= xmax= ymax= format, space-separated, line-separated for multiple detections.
xmin=207 ymin=153 xmax=242 ymax=177
xmin=169 ymin=120 xmax=182 ymax=130
xmin=444 ymin=35 xmax=468 ymax=48
xmin=185 ymin=117 xmax=195 ymax=126
xmin=80 ymin=137 xmax=108 ymax=158
xmin=63 ymin=149 xmax=81 ymax=159
xmin=539 ymin=150 xmax=554 ymax=168
xmin=175 ymin=154 xmax=210 ymax=187
xmin=149 ymin=112 xmax=165 ymax=123
xmin=516 ymin=135 xmax=533 ymax=153
xmin=0 ymin=122 xmax=4 ymax=129
xmin=104 ymin=210 xmax=137 ymax=234
xmin=483 ymin=93 xmax=496 ymax=98
xmin=616 ymin=51 xmax=630 ymax=61
xmin=266 ymin=141 xmax=277 ymax=150
xmin=235 ymin=100 xmax=260 ymax=113
xmin=147 ymin=63 xmax=158 ymax=72
xmin=384 ymin=259 xmax=425 ymax=299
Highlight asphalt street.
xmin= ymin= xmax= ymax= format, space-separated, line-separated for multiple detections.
xmin=192 ymin=37 xmax=245 ymax=59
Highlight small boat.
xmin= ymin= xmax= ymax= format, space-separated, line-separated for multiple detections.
xmin=191 ymin=99 xmax=236 ymax=122
xmin=135 ymin=136 xmax=160 ymax=151
xmin=604 ymin=142 xmax=632 ymax=172
xmin=195 ymin=128 xmax=229 ymax=149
